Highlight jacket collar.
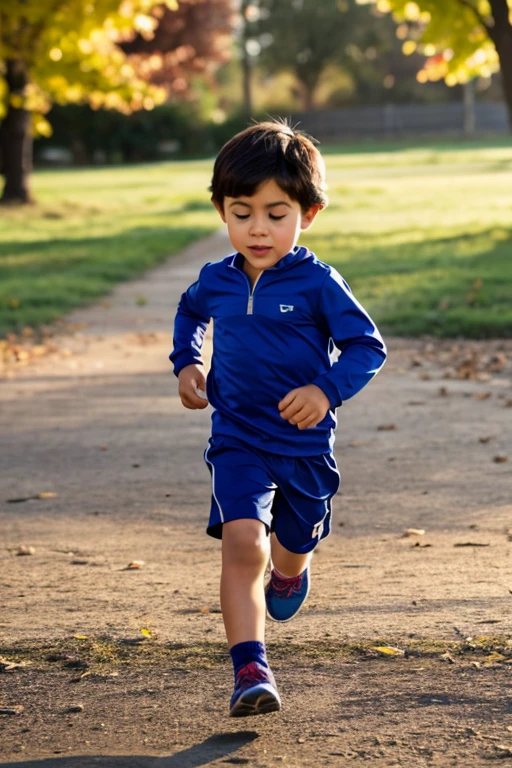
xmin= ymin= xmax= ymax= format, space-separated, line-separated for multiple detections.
xmin=229 ymin=245 xmax=310 ymax=273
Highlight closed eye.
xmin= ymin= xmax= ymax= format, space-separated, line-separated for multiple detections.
xmin=234 ymin=214 xmax=250 ymax=220
xmin=269 ymin=214 xmax=286 ymax=220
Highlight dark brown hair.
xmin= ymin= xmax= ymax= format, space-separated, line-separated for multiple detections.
xmin=210 ymin=120 xmax=328 ymax=212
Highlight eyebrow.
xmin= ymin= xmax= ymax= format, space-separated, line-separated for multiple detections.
xmin=228 ymin=200 xmax=292 ymax=209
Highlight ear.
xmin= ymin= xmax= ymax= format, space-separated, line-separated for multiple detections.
xmin=300 ymin=204 xmax=322 ymax=231
xmin=213 ymin=200 xmax=227 ymax=223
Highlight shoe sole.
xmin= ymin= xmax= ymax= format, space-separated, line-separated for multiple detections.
xmin=230 ymin=684 xmax=281 ymax=718
xmin=265 ymin=571 xmax=311 ymax=623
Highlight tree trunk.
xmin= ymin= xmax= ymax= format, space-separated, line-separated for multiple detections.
xmin=488 ymin=0 xmax=512 ymax=130
xmin=0 ymin=59 xmax=34 ymax=204
xmin=495 ymin=37 xmax=512 ymax=130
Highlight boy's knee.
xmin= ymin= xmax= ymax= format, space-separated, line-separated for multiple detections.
xmin=222 ymin=519 xmax=269 ymax=568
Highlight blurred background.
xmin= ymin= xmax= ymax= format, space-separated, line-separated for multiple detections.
xmin=1 ymin=0 xmax=511 ymax=344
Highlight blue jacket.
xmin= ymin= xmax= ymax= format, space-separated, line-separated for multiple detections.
xmin=171 ymin=246 xmax=386 ymax=456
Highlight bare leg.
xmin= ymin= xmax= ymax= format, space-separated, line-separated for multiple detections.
xmin=221 ymin=519 xmax=270 ymax=648
xmin=270 ymin=532 xmax=312 ymax=577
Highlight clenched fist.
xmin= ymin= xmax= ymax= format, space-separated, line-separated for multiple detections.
xmin=278 ymin=384 xmax=330 ymax=430
xmin=177 ymin=364 xmax=209 ymax=410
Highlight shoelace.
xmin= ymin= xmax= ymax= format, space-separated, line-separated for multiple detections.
xmin=270 ymin=570 xmax=304 ymax=598
xmin=235 ymin=662 xmax=269 ymax=691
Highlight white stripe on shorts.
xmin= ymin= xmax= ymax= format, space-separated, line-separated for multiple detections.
xmin=204 ymin=445 xmax=225 ymax=523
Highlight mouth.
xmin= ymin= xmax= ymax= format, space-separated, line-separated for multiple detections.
xmin=248 ymin=245 xmax=271 ymax=256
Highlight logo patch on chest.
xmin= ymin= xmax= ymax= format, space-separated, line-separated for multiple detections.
xmin=279 ymin=304 xmax=294 ymax=313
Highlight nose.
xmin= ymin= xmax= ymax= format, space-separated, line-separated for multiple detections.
xmin=249 ymin=215 xmax=268 ymax=237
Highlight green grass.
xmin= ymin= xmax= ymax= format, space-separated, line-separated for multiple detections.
xmin=0 ymin=161 xmax=218 ymax=336
xmin=301 ymin=140 xmax=512 ymax=337
xmin=1 ymin=139 xmax=512 ymax=338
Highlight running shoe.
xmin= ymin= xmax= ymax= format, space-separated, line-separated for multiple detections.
xmin=265 ymin=567 xmax=310 ymax=622
xmin=229 ymin=661 xmax=281 ymax=717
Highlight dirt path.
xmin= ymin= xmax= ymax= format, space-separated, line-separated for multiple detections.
xmin=1 ymin=231 xmax=511 ymax=767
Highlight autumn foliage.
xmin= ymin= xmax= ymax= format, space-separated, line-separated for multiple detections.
xmin=0 ymin=1 xmax=233 ymax=203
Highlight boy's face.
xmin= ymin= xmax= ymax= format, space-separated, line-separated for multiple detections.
xmin=215 ymin=179 xmax=320 ymax=283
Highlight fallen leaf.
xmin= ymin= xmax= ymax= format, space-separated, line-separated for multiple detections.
xmin=505 ymin=399 xmax=512 ymax=408
xmin=407 ymin=400 xmax=425 ymax=406
xmin=472 ymin=392 xmax=491 ymax=401
xmin=493 ymin=455 xmax=508 ymax=463
xmin=140 ymin=628 xmax=151 ymax=637
xmin=478 ymin=436 xmax=493 ymax=443
xmin=377 ymin=424 xmax=397 ymax=431
xmin=372 ymin=646 xmax=404 ymax=656
xmin=16 ymin=545 xmax=36 ymax=556
xmin=73 ymin=635 xmax=88 ymax=640
xmin=485 ymin=653 xmax=506 ymax=663
xmin=403 ymin=528 xmax=426 ymax=537
xmin=438 ymin=386 xmax=449 ymax=396
xmin=70 ymin=670 xmax=92 ymax=682
xmin=0 ymin=658 xmax=27 ymax=672
xmin=7 ymin=492 xmax=56 ymax=504
xmin=125 ymin=560 xmax=145 ymax=569
xmin=0 ymin=706 xmax=24 ymax=715
xmin=488 ymin=353 xmax=509 ymax=372
xmin=440 ymin=652 xmax=455 ymax=664
xmin=495 ymin=746 xmax=512 ymax=758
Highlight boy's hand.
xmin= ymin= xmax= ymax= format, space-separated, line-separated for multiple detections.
xmin=278 ymin=384 xmax=330 ymax=430
xmin=177 ymin=364 xmax=209 ymax=409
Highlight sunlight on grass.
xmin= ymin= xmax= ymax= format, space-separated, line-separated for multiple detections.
xmin=1 ymin=141 xmax=511 ymax=338
xmin=300 ymin=146 xmax=512 ymax=338
xmin=0 ymin=161 xmax=219 ymax=335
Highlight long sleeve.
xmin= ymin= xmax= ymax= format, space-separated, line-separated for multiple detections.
xmin=312 ymin=268 xmax=386 ymax=407
xmin=170 ymin=270 xmax=211 ymax=376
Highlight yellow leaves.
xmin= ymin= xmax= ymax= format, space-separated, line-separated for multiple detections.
xmin=404 ymin=2 xmax=421 ymax=21
xmin=402 ymin=40 xmax=417 ymax=56
xmin=33 ymin=114 xmax=52 ymax=138
xmin=74 ymin=635 xmax=88 ymax=640
xmin=133 ymin=13 xmax=158 ymax=37
xmin=10 ymin=94 xmax=24 ymax=109
xmin=78 ymin=38 xmax=94 ymax=55
xmin=49 ymin=48 xmax=62 ymax=62
xmin=140 ymin=628 xmax=151 ymax=637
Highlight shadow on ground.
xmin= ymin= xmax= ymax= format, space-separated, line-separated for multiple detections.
xmin=0 ymin=731 xmax=259 ymax=768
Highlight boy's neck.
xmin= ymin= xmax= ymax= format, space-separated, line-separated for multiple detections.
xmin=243 ymin=261 xmax=264 ymax=287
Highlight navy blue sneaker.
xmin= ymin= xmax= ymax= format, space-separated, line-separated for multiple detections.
xmin=265 ymin=567 xmax=310 ymax=622
xmin=229 ymin=662 xmax=281 ymax=718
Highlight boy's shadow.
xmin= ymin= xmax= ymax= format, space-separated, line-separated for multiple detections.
xmin=0 ymin=730 xmax=259 ymax=768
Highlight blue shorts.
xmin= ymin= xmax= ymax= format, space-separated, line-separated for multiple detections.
xmin=204 ymin=437 xmax=340 ymax=555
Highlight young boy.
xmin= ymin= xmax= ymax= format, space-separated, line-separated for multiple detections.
xmin=170 ymin=120 xmax=386 ymax=718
